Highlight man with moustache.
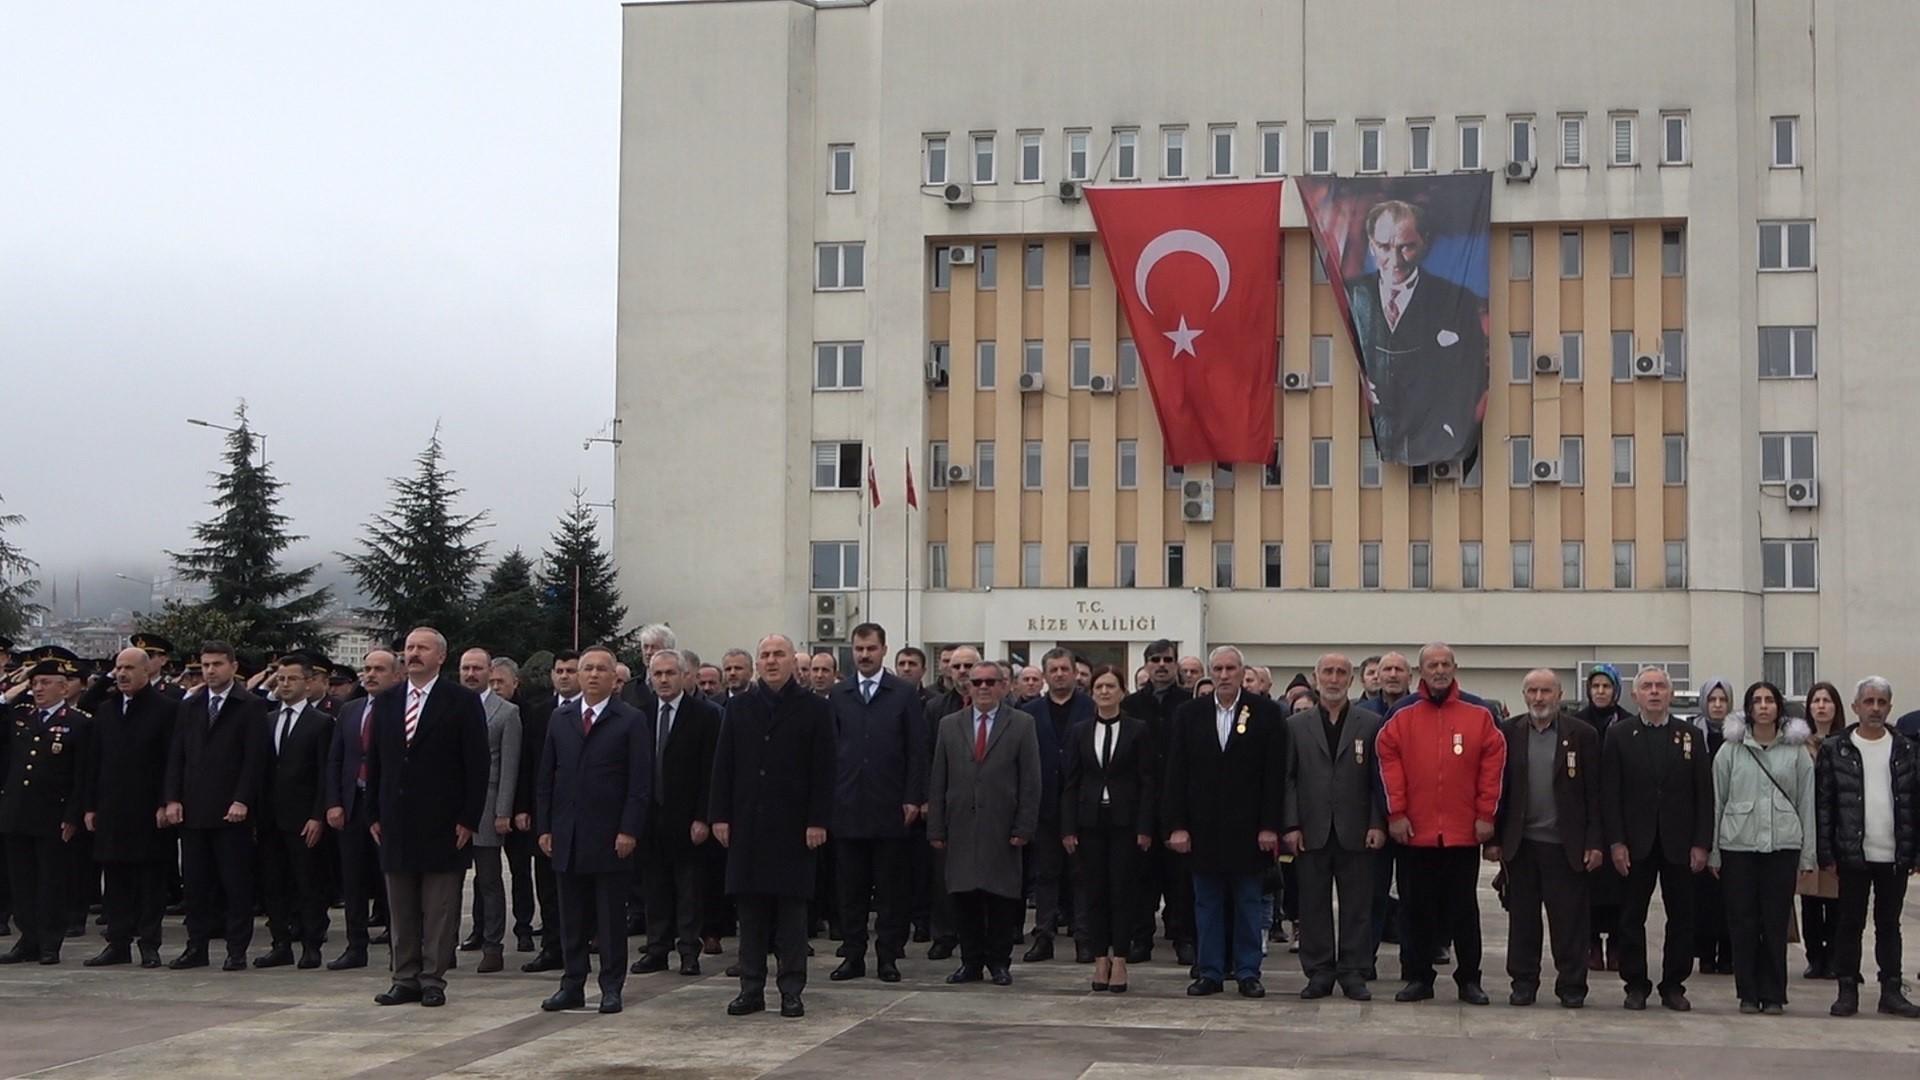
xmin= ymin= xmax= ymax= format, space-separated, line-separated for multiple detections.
xmin=0 ymin=650 xmax=93 ymax=965
xmin=921 ymin=644 xmax=980 ymax=961
xmin=82 ymin=647 xmax=177 ymax=968
xmin=631 ymin=648 xmax=720 ymax=977
xmin=323 ymin=648 xmax=401 ymax=970
xmin=256 ymin=653 xmax=336 ymax=970
xmin=454 ymin=647 xmax=521 ymax=973
xmin=1023 ymin=648 xmax=1086 ymax=963
xmin=1121 ymin=639 xmax=1193 ymax=967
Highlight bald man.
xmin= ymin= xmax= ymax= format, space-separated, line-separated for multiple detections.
xmin=82 ymin=648 xmax=178 ymax=967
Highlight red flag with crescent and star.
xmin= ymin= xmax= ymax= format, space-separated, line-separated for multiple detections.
xmin=1087 ymin=180 xmax=1282 ymax=466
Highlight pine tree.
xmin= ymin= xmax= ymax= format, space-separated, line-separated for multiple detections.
xmin=163 ymin=404 xmax=330 ymax=652
xmin=342 ymin=426 xmax=489 ymax=643
xmin=0 ymin=497 xmax=44 ymax=641
xmin=537 ymin=487 xmax=627 ymax=651
xmin=467 ymin=548 xmax=544 ymax=663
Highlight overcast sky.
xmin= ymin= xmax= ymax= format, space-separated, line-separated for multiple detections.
xmin=1 ymin=3 xmax=622 ymax=613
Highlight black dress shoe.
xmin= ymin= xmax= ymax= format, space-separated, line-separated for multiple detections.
xmin=1022 ymin=939 xmax=1053 ymax=963
xmin=1340 ymin=979 xmax=1372 ymax=1001
xmin=1186 ymin=978 xmax=1224 ymax=996
xmin=632 ymin=953 xmax=669 ymax=975
xmin=39 ymin=953 xmax=60 ymax=964
xmin=724 ymin=963 xmax=742 ymax=977
xmin=599 ymin=993 xmax=623 ymax=1014
xmin=779 ymin=992 xmax=804 ymax=1018
xmin=946 ymin=965 xmax=983 ymax=984
xmin=421 ymin=987 xmax=446 ymax=1008
xmin=1759 ymin=1002 xmax=1783 ymax=1015
xmin=327 ymin=949 xmax=368 ymax=971
xmin=368 ymin=930 xmax=391 ymax=946
xmin=1509 ymin=986 xmax=1537 ymax=1006
xmin=679 ymin=956 xmax=702 ymax=977
xmin=1458 ymin=982 xmax=1490 ymax=1006
xmin=515 ymin=934 xmax=535 ymax=953
xmin=1558 ymin=993 xmax=1585 ymax=1009
xmin=927 ymin=939 xmax=955 ymax=961
xmin=84 ymin=945 xmax=132 ymax=967
xmin=222 ymin=954 xmax=248 ymax=972
xmin=1237 ymin=977 xmax=1265 ymax=999
xmin=374 ymin=984 xmax=423 ymax=1006
xmin=1075 ymin=941 xmax=1095 ymax=964
xmin=541 ymin=989 xmax=586 ymax=1012
xmin=1300 ymin=978 xmax=1335 ymax=999
xmin=912 ymin=925 xmax=931 ymax=944
xmin=989 ymin=967 xmax=1012 ymax=986
xmin=1174 ymin=942 xmax=1196 ymax=967
xmin=1361 ymin=965 xmax=1378 ymax=981
xmin=703 ymin=936 xmax=723 ymax=955
xmin=457 ymin=936 xmax=483 ymax=952
xmin=1394 ymin=981 xmax=1435 ymax=1002
xmin=522 ymin=953 xmax=563 ymax=973
xmin=169 ymin=947 xmax=210 ymax=970
xmin=877 ymin=959 xmax=901 ymax=983
xmin=1624 ymin=988 xmax=1649 ymax=1010
xmin=0 ymin=948 xmax=24 ymax=965
xmin=830 ymin=958 xmax=865 ymax=981
xmin=138 ymin=945 xmax=161 ymax=968
xmin=253 ymin=945 xmax=294 ymax=969
xmin=298 ymin=946 xmax=322 ymax=970
xmin=727 ymin=992 xmax=766 ymax=1016
xmin=1661 ymin=989 xmax=1692 ymax=1012
xmin=1126 ymin=943 xmax=1151 ymax=964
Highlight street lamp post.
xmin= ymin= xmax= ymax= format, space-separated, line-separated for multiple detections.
xmin=114 ymin=572 xmax=173 ymax=612
xmin=186 ymin=417 xmax=268 ymax=466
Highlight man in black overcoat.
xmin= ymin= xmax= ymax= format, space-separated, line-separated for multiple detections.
xmin=82 ymin=647 xmax=176 ymax=967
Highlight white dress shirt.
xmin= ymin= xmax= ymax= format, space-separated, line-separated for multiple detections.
xmin=1214 ymin=692 xmax=1241 ymax=750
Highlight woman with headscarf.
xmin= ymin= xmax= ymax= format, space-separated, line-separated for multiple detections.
xmin=1690 ymin=679 xmax=1735 ymax=974
xmin=1574 ymin=665 xmax=1633 ymax=971
xmin=1795 ymin=681 xmax=1845 ymax=979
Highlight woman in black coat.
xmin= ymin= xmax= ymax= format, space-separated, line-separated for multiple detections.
xmin=1060 ymin=667 xmax=1153 ymax=992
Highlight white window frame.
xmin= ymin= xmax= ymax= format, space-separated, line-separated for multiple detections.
xmin=1758 ymin=221 xmax=1815 ymax=271
xmin=1263 ymin=440 xmax=1283 ymax=488
xmin=1310 ymin=335 xmax=1334 ymax=386
xmin=1560 ymin=229 xmax=1583 ymax=278
xmin=1264 ymin=542 xmax=1285 ymax=589
xmin=827 ymin=142 xmax=855 ymax=193
xmin=1509 ymin=115 xmax=1535 ymax=165
xmin=1408 ymin=119 xmax=1434 ymax=173
xmin=1311 ymin=438 xmax=1333 ymax=488
xmin=1070 ymin=242 xmax=1092 ymax=288
xmin=1510 ymin=229 xmax=1533 ymax=280
xmin=1771 ymin=116 xmax=1799 ymax=168
xmin=1508 ymin=333 xmax=1532 ymax=384
xmin=1166 ymin=543 xmax=1185 ymax=588
xmin=1610 ymin=229 xmax=1633 ymax=278
xmin=815 ymin=242 xmax=864 ymax=291
xmin=1069 ymin=543 xmax=1090 ymax=588
xmin=1117 ymin=339 xmax=1139 ymax=387
xmin=1213 ymin=542 xmax=1235 ymax=589
xmin=1361 ymin=542 xmax=1381 ymax=590
xmin=1069 ymin=441 xmax=1090 ymax=490
xmin=1359 ymin=437 xmax=1382 ymax=488
xmin=1161 ymin=126 xmax=1187 ymax=180
xmin=1016 ymin=130 xmax=1043 ymax=184
xmin=1561 ymin=435 xmax=1585 ymax=488
xmin=976 ymin=341 xmax=997 ymax=390
xmin=975 ymin=441 xmax=996 ymax=490
xmin=1611 ymin=330 xmax=1634 ymax=382
xmin=810 ymin=540 xmax=860 ymax=591
xmin=1612 ymin=436 xmax=1635 ymax=487
xmin=811 ymin=441 xmax=862 ymax=492
xmin=1308 ymin=122 xmax=1333 ymax=175
xmin=1512 ymin=542 xmax=1534 ymax=589
xmin=1763 ymin=649 xmax=1819 ymax=697
xmin=1024 ymin=244 xmax=1045 ymax=290
xmin=974 ymin=542 xmax=994 ymax=587
xmin=1759 ymin=326 xmax=1817 ymax=379
xmin=1562 ymin=541 xmax=1584 ymax=590
xmin=930 ymin=245 xmax=951 ymax=291
xmin=1509 ymin=436 xmax=1533 ymax=488
xmin=1021 ymin=542 xmax=1042 ymax=588
xmin=1117 ymin=543 xmax=1138 ymax=589
xmin=1613 ymin=542 xmax=1635 ymax=589
xmin=813 ymin=341 xmax=863 ymax=391
xmin=1664 ymin=541 xmax=1686 ymax=589
xmin=923 ymin=134 xmax=949 ymax=186
xmin=1609 ymin=113 xmax=1636 ymax=167
xmin=1410 ymin=542 xmax=1432 ymax=590
xmin=1117 ymin=440 xmax=1138 ymax=490
xmin=1462 ymin=542 xmax=1483 ymax=590
xmin=1022 ymin=339 xmax=1044 ymax=376
xmin=1257 ymin=123 xmax=1286 ymax=176
xmin=1561 ymin=331 xmax=1584 ymax=383
xmin=1022 ymin=440 xmax=1043 ymax=490
xmin=1663 ymin=329 xmax=1686 ymax=381
xmin=928 ymin=441 xmax=949 ymax=492
xmin=1064 ymin=129 xmax=1090 ymax=182
xmin=928 ymin=542 xmax=948 ymax=590
xmin=1662 ymin=227 xmax=1686 ymax=276
xmin=1209 ymin=124 xmax=1235 ymax=177
xmin=1068 ymin=339 xmax=1092 ymax=387
xmin=976 ymin=243 xmax=997 ymax=289
xmin=1661 ymin=111 xmax=1690 ymax=166
xmin=1358 ymin=121 xmax=1384 ymax=174
xmin=972 ymin=132 xmax=996 ymax=184
xmin=1558 ymin=114 xmax=1586 ymax=167
xmin=1759 ymin=432 xmax=1818 ymax=485
xmin=927 ymin=341 xmax=950 ymax=387
xmin=1761 ymin=538 xmax=1819 ymax=592
xmin=1311 ymin=543 xmax=1332 ymax=589
xmin=1457 ymin=117 xmax=1483 ymax=171
xmin=1664 ymin=435 xmax=1686 ymax=486
xmin=1113 ymin=128 xmax=1138 ymax=181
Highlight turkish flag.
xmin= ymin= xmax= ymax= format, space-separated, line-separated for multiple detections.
xmin=1088 ymin=181 xmax=1281 ymax=466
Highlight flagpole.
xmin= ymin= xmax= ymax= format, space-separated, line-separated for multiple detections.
xmin=863 ymin=454 xmax=874 ymax=626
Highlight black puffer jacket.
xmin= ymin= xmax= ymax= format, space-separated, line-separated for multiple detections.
xmin=1815 ymin=727 xmax=1919 ymax=870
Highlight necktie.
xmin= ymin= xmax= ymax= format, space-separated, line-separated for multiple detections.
xmin=581 ymin=705 xmax=596 ymax=736
xmin=862 ymin=679 xmax=875 ymax=704
xmin=1385 ymin=289 xmax=1404 ymax=331
xmin=207 ymin=695 xmax=224 ymax=728
xmin=1100 ymin=719 xmax=1117 ymax=768
xmin=357 ymin=704 xmax=372 ymax=785
xmin=404 ymin=688 xmax=423 ymax=744
xmin=277 ymin=705 xmax=295 ymax=752
xmin=655 ymin=702 xmax=672 ymax=797
xmin=974 ymin=713 xmax=989 ymax=763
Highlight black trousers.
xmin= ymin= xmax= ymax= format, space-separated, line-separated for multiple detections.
xmin=3 ymin=833 xmax=71 ymax=958
xmin=953 ymin=889 xmax=1021 ymax=971
xmin=835 ymin=836 xmax=910 ymax=962
xmin=102 ymin=861 xmax=167 ymax=950
xmin=1074 ymin=818 xmax=1139 ymax=958
xmin=1800 ymin=894 xmax=1838 ymax=969
xmin=1693 ymin=869 xmax=1731 ymax=968
xmin=1833 ymin=862 xmax=1908 ymax=986
xmin=1293 ymin=836 xmax=1373 ymax=982
xmin=639 ymin=824 xmax=707 ymax=961
xmin=505 ymin=830 xmax=546 ymax=941
xmin=735 ymin=893 xmax=809 ymax=996
xmin=180 ymin=825 xmax=254 ymax=956
xmin=557 ymin=867 xmax=632 ymax=998
xmin=1399 ymin=846 xmax=1482 ymax=986
xmin=261 ymin=828 xmax=329 ymax=949
xmin=1616 ymin=844 xmax=1695 ymax=995
xmin=469 ymin=846 xmax=506 ymax=948
xmin=929 ymin=846 xmax=957 ymax=945
xmin=1721 ymin=849 xmax=1800 ymax=1006
xmin=336 ymin=801 xmax=385 ymax=950
xmin=1504 ymin=839 xmax=1590 ymax=997
xmin=1369 ymin=843 xmax=1402 ymax=962
xmin=908 ymin=819 xmax=933 ymax=933
xmin=1135 ymin=843 xmax=1193 ymax=951
xmin=811 ymin=841 xmax=837 ymax=934
xmin=1026 ymin=821 xmax=1065 ymax=942
xmin=700 ymin=844 xmax=734 ymax=939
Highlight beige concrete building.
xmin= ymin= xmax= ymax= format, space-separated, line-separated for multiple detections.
xmin=617 ymin=0 xmax=1918 ymax=705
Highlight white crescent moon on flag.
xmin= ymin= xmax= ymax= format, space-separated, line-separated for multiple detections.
xmin=1134 ymin=228 xmax=1232 ymax=316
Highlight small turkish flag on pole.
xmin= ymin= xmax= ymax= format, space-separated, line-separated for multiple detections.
xmin=867 ymin=450 xmax=881 ymax=509
xmin=904 ymin=450 xmax=919 ymax=510
xmin=1087 ymin=181 xmax=1282 ymax=466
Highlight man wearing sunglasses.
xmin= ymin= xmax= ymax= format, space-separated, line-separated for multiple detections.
xmin=1122 ymin=640 xmax=1194 ymax=968
xmin=921 ymin=646 xmax=980 ymax=961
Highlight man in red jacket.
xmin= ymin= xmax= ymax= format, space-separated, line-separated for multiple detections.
xmin=1376 ymin=642 xmax=1505 ymax=1005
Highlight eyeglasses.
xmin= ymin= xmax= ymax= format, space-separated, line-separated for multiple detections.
xmin=968 ymin=677 xmax=1002 ymax=687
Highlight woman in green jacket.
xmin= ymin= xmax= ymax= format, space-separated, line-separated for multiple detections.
xmin=1710 ymin=681 xmax=1817 ymax=1014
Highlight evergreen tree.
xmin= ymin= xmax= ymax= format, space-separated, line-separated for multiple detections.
xmin=467 ymin=548 xmax=544 ymax=663
xmin=537 ymin=487 xmax=627 ymax=651
xmin=342 ymin=426 xmax=488 ymax=643
xmin=0 ymin=498 xmax=44 ymax=641
xmin=163 ymin=404 xmax=330 ymax=652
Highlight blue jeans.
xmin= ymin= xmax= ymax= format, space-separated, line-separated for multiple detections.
xmin=1192 ymin=871 xmax=1264 ymax=982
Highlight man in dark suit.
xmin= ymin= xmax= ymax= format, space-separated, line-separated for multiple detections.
xmin=1344 ymin=198 xmax=1489 ymax=466
xmin=82 ymin=647 xmax=177 ymax=968
xmin=631 ymin=648 xmax=719 ymax=977
xmin=324 ymin=648 xmax=401 ymax=970
xmin=1601 ymin=667 xmax=1712 ymax=1012
xmin=826 ymin=623 xmax=927 ymax=983
xmin=256 ymin=653 xmax=335 ymax=970
xmin=1489 ymin=669 xmax=1603 ymax=1008
xmin=504 ymin=659 xmax=559 ymax=967
xmin=162 ymin=640 xmax=268 ymax=971
xmin=1163 ymin=646 xmax=1286 ymax=998
xmin=0 ymin=651 xmax=92 ymax=965
xmin=1120 ymin=638 xmax=1193 ymax=966
xmin=1280 ymin=653 xmax=1385 ymax=1001
xmin=366 ymin=627 xmax=490 ymax=1008
xmin=537 ymin=644 xmax=649 ymax=1015
xmin=1023 ymin=647 xmax=1086 ymax=962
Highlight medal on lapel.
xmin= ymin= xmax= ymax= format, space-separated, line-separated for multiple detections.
xmin=1236 ymin=706 xmax=1248 ymax=736
xmin=1353 ymin=737 xmax=1365 ymax=764
xmin=1681 ymin=732 xmax=1693 ymax=760
xmin=50 ymin=740 xmax=63 ymax=755
xmin=1566 ymin=750 xmax=1577 ymax=777
xmin=1452 ymin=732 xmax=1464 ymax=756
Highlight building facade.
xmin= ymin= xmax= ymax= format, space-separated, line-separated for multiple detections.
xmin=616 ymin=0 xmax=1916 ymax=704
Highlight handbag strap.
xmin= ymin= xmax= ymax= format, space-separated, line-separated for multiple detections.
xmin=1744 ymin=743 xmax=1796 ymax=807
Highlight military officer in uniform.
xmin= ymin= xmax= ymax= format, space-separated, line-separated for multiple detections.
xmin=0 ymin=648 xmax=93 ymax=965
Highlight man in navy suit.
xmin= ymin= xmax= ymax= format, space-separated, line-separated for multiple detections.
xmin=537 ymin=644 xmax=650 ymax=1015
xmin=324 ymin=648 xmax=401 ymax=970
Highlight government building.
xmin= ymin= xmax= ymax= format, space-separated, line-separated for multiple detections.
xmin=615 ymin=0 xmax=1913 ymax=705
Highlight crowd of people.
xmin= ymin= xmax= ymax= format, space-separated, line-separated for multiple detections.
xmin=1 ymin=627 xmax=1915 ymax=1023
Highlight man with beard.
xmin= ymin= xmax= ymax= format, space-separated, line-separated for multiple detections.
xmin=1574 ymin=665 xmax=1634 ymax=973
xmin=1121 ymin=639 xmax=1192 ymax=967
xmin=1021 ymin=648 xmax=1085 ymax=963
xmin=82 ymin=647 xmax=177 ymax=968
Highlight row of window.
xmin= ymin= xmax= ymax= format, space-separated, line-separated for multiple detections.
xmin=1508 ymin=227 xmax=1686 ymax=279
xmin=1506 ymin=329 xmax=1687 ymax=383
xmin=1505 ymin=435 xmax=1686 ymax=488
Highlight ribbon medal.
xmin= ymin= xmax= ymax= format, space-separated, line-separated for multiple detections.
xmin=1682 ymin=732 xmax=1693 ymax=760
xmin=1452 ymin=732 xmax=1464 ymax=756
xmin=1236 ymin=706 xmax=1249 ymax=736
xmin=1353 ymin=737 xmax=1365 ymax=764
xmin=1566 ymin=750 xmax=1577 ymax=777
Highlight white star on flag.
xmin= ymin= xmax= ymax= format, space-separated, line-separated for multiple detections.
xmin=1162 ymin=316 xmax=1203 ymax=358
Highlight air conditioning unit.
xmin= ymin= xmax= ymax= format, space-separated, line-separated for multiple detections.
xmin=947 ymin=244 xmax=976 ymax=266
xmin=812 ymin=593 xmax=854 ymax=641
xmin=941 ymin=181 xmax=972 ymax=207
xmin=1057 ymin=180 xmax=1084 ymax=203
xmin=1533 ymin=353 xmax=1561 ymax=376
xmin=1505 ymin=159 xmax=1538 ymax=182
xmin=1430 ymin=461 xmax=1460 ymax=482
xmin=1531 ymin=458 xmax=1563 ymax=484
xmin=1018 ymin=371 xmax=1044 ymax=393
xmin=1282 ymin=371 xmax=1310 ymax=392
xmin=924 ymin=362 xmax=948 ymax=388
xmin=1633 ymin=353 xmax=1663 ymax=378
xmin=1180 ymin=477 xmax=1215 ymax=523
xmin=1087 ymin=374 xmax=1116 ymax=395
xmin=1785 ymin=478 xmax=1819 ymax=508
xmin=945 ymin=463 xmax=972 ymax=485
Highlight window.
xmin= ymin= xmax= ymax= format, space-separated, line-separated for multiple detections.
xmin=1165 ymin=465 xmax=1183 ymax=490
xmin=1117 ymin=339 xmax=1139 ymax=387
xmin=1311 ymin=241 xmax=1329 ymax=283
xmin=1510 ymin=230 xmax=1533 ymax=280
xmin=1610 ymin=229 xmax=1632 ymax=277
xmin=1162 ymin=127 xmax=1187 ymax=179
xmin=1117 ymin=440 xmax=1138 ymax=489
xmin=1759 ymin=221 xmax=1815 ymax=271
xmin=811 ymin=541 xmax=859 ymax=590
xmin=1165 ymin=543 xmax=1185 ymax=587
xmin=1760 ymin=432 xmax=1817 ymax=484
xmin=1662 ymin=329 xmax=1686 ymax=380
xmin=923 ymin=135 xmax=949 ymax=185
xmin=1312 ymin=543 xmax=1332 ymax=589
xmin=1664 ymin=435 xmax=1686 ymax=485
xmin=927 ymin=341 xmax=951 ymax=386
xmin=1463 ymin=452 xmax=1484 ymax=489
xmin=1024 ymin=243 xmax=1045 ymax=289
xmin=1759 ymin=326 xmax=1816 ymax=379
xmin=1410 ymin=465 xmax=1432 ymax=487
xmin=1017 ymin=131 xmax=1042 ymax=183
xmin=1560 ymin=332 xmax=1584 ymax=382
xmin=1763 ymin=649 xmax=1818 ymax=698
xmin=1360 ymin=437 xmax=1383 ymax=488
xmin=1310 ymin=335 xmax=1334 ymax=385
xmin=1559 ymin=229 xmax=1582 ymax=278
xmin=1070 ymin=243 xmax=1091 ymax=288
xmin=1664 ymin=541 xmax=1686 ymax=588
xmin=928 ymin=543 xmax=948 ymax=590
xmin=1117 ymin=543 xmax=1137 ymax=588
xmin=1263 ymin=543 xmax=1284 ymax=588
xmin=1070 ymin=544 xmax=1089 ymax=588
xmin=1308 ymin=123 xmax=1333 ymax=174
xmin=1762 ymin=539 xmax=1818 ymax=591
xmin=1410 ymin=543 xmax=1431 ymax=589
xmin=1462 ymin=542 xmax=1483 ymax=589
xmin=972 ymin=133 xmax=996 ymax=184
xmin=1458 ymin=118 xmax=1483 ymax=170
xmin=1069 ymin=441 xmax=1090 ymax=489
xmin=1662 ymin=227 xmax=1686 ymax=276
xmin=1022 ymin=440 xmax=1043 ymax=490
xmin=1661 ymin=111 xmax=1689 ymax=165
xmin=827 ymin=143 xmax=855 ymax=193
xmin=1212 ymin=543 xmax=1234 ymax=588
xmin=1210 ymin=125 xmax=1235 ymax=177
xmin=1212 ymin=464 xmax=1236 ymax=491
xmin=1509 ymin=115 xmax=1534 ymax=163
xmin=1772 ymin=116 xmax=1798 ymax=168
xmin=1610 ymin=114 xmax=1636 ymax=166
xmin=1067 ymin=340 xmax=1093 ymax=388
xmin=1613 ymin=542 xmax=1635 ymax=588
xmin=1359 ymin=121 xmax=1383 ymax=173
xmin=1021 ymin=542 xmax=1042 ymax=587
xmin=974 ymin=542 xmax=995 ymax=586
xmin=976 ymin=341 xmax=997 ymax=390
xmin=977 ymin=244 xmax=997 ymax=288
xmin=928 ymin=441 xmax=949 ymax=491
xmin=1508 ymin=333 xmax=1532 ymax=383
xmin=931 ymin=246 xmax=951 ymax=291
xmin=816 ymin=243 xmax=865 ymax=290
xmin=1611 ymin=330 xmax=1633 ymax=382
xmin=1562 ymin=542 xmax=1583 ymax=590
xmin=1022 ymin=340 xmax=1043 ymax=376
xmin=1263 ymin=441 xmax=1283 ymax=487
xmin=1559 ymin=114 xmax=1585 ymax=166
xmin=814 ymin=341 xmax=863 ymax=390
xmin=1610 ymin=436 xmax=1634 ymax=486
xmin=1065 ymin=130 xmax=1090 ymax=181
xmin=1561 ymin=436 xmax=1585 ymax=487
xmin=1361 ymin=543 xmax=1381 ymax=589
xmin=975 ymin=441 xmax=996 ymax=489
xmin=1311 ymin=438 xmax=1333 ymax=488
xmin=1512 ymin=542 xmax=1534 ymax=589
xmin=812 ymin=441 xmax=862 ymax=491
xmin=1114 ymin=129 xmax=1138 ymax=181
xmin=1509 ymin=436 xmax=1533 ymax=487
xmin=1409 ymin=121 xmax=1433 ymax=172
xmin=1258 ymin=124 xmax=1286 ymax=176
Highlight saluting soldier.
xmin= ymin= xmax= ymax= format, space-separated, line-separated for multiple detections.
xmin=0 ymin=648 xmax=94 ymax=965
xmin=133 ymin=633 xmax=184 ymax=701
